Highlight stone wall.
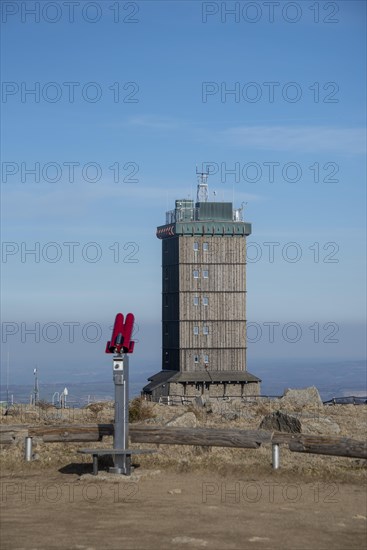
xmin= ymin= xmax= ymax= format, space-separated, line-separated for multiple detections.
xmin=149 ymin=380 xmax=260 ymax=402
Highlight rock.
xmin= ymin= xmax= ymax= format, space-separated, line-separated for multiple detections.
xmin=194 ymin=396 xmax=206 ymax=408
xmin=192 ymin=396 xmax=213 ymax=413
xmin=280 ymin=386 xmax=323 ymax=408
xmin=165 ymin=412 xmax=197 ymax=428
xmin=302 ymin=417 xmax=340 ymax=435
xmin=259 ymin=411 xmax=301 ymax=433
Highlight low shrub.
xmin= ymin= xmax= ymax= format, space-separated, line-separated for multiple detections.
xmin=129 ymin=397 xmax=156 ymax=423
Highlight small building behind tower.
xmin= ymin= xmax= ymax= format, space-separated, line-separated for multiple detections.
xmin=143 ymin=172 xmax=261 ymax=403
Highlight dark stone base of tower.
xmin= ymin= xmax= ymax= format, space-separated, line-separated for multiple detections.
xmin=142 ymin=370 xmax=261 ymax=404
xmin=142 ymin=174 xmax=261 ymax=403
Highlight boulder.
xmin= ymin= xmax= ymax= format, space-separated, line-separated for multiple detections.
xmin=194 ymin=395 xmax=206 ymax=408
xmin=260 ymin=411 xmax=301 ymax=433
xmin=192 ymin=396 xmax=213 ymax=413
xmin=165 ymin=412 xmax=197 ymax=428
xmin=280 ymin=386 xmax=323 ymax=408
xmin=302 ymin=417 xmax=340 ymax=435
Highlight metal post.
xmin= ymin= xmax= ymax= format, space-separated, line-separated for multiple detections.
xmin=272 ymin=443 xmax=280 ymax=470
xmin=33 ymin=368 xmax=39 ymax=406
xmin=93 ymin=455 xmax=98 ymax=476
xmin=109 ymin=354 xmax=130 ymax=475
xmin=25 ymin=437 xmax=33 ymax=461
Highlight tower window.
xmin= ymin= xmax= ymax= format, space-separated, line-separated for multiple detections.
xmin=203 ymin=270 xmax=209 ymax=278
xmin=193 ymin=242 xmax=199 ymax=251
xmin=193 ymin=270 xmax=199 ymax=278
xmin=204 ymin=354 xmax=209 ymax=364
xmin=203 ymin=326 xmax=209 ymax=335
xmin=193 ymin=326 xmax=199 ymax=335
xmin=164 ymin=295 xmax=168 ymax=307
xmin=194 ymin=355 xmax=199 ymax=363
xmin=203 ymin=242 xmax=209 ymax=251
xmin=203 ymin=297 xmax=208 ymax=306
xmin=193 ymin=296 xmax=199 ymax=306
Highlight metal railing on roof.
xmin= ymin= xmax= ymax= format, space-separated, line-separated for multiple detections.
xmin=165 ymin=207 xmax=244 ymax=224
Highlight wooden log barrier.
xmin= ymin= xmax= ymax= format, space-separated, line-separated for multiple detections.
xmin=28 ymin=424 xmax=113 ymax=442
xmin=18 ymin=424 xmax=367 ymax=460
xmin=288 ymin=435 xmax=367 ymax=459
xmin=0 ymin=425 xmax=29 ymax=445
xmin=130 ymin=426 xmax=271 ymax=448
xmin=27 ymin=425 xmax=271 ymax=448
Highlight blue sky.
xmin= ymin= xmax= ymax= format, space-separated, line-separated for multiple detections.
xmin=1 ymin=0 xmax=366 ymax=385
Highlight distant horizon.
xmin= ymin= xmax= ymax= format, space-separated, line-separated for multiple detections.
xmin=2 ymin=358 xmax=366 ymax=404
xmin=1 ymin=355 xmax=367 ymax=382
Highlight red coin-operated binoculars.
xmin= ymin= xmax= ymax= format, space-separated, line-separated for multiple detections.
xmin=78 ymin=313 xmax=154 ymax=475
xmin=105 ymin=312 xmax=135 ymax=355
xmin=106 ymin=313 xmax=135 ymax=474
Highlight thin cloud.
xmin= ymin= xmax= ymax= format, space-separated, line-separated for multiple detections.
xmin=216 ymin=126 xmax=365 ymax=154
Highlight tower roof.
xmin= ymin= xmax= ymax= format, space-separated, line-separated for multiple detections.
xmin=157 ymin=198 xmax=251 ymax=238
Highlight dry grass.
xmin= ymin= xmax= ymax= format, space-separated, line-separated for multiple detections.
xmin=36 ymin=399 xmax=53 ymax=410
xmin=129 ymin=397 xmax=156 ymax=423
xmin=1 ymin=400 xmax=366 ymax=482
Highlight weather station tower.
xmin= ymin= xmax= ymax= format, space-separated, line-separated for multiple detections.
xmin=143 ymin=170 xmax=261 ymax=403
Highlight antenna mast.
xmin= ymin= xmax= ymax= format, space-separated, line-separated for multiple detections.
xmin=196 ymin=166 xmax=209 ymax=202
xmin=33 ymin=367 xmax=39 ymax=405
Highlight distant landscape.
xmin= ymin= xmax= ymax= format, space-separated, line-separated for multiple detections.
xmin=2 ymin=358 xmax=365 ymax=406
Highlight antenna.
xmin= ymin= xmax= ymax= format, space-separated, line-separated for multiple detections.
xmin=6 ymin=351 xmax=9 ymax=405
xmin=195 ymin=166 xmax=209 ymax=202
xmin=33 ymin=367 xmax=39 ymax=406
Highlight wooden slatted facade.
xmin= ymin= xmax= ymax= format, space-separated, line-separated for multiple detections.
xmin=163 ymin=233 xmax=249 ymax=373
